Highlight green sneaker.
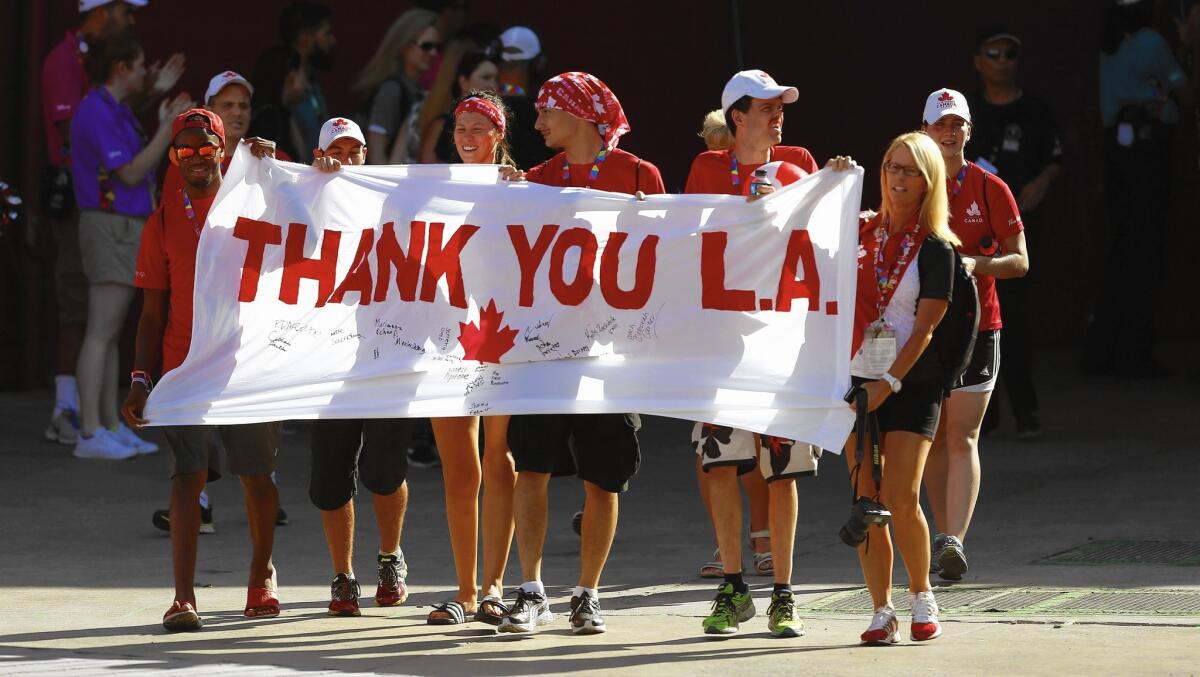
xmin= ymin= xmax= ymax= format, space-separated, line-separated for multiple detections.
xmin=767 ymin=589 xmax=804 ymax=638
xmin=703 ymin=583 xmax=755 ymax=635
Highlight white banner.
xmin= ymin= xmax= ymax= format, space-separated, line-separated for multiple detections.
xmin=145 ymin=144 xmax=862 ymax=451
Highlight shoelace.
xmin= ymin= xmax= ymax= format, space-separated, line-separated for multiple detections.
xmin=868 ymin=607 xmax=896 ymax=630
xmin=511 ymin=590 xmax=544 ymax=617
xmin=574 ymin=594 xmax=600 ymax=617
xmin=768 ymin=594 xmax=795 ymax=620
xmin=378 ymin=558 xmax=398 ymax=588
xmin=912 ymin=594 xmax=939 ymax=622
xmin=710 ymin=590 xmax=738 ymax=618
xmin=332 ymin=576 xmax=360 ymax=602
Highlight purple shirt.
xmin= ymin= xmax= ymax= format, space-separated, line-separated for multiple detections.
xmin=70 ymin=86 xmax=155 ymax=216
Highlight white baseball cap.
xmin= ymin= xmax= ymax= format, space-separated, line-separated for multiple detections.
xmin=79 ymin=0 xmax=147 ymax=11
xmin=205 ymin=71 xmax=254 ymax=105
xmin=721 ymin=70 xmax=799 ymax=116
xmin=499 ymin=26 xmax=541 ymax=61
xmin=318 ymin=117 xmax=366 ymax=151
xmin=922 ymin=88 xmax=972 ymax=125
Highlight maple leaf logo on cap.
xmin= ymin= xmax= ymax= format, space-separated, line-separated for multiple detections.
xmin=223 ymin=71 xmax=237 ymax=78
xmin=938 ymin=91 xmax=954 ymax=102
xmin=458 ymin=299 xmax=519 ymax=364
xmin=335 ymin=118 xmax=347 ymax=126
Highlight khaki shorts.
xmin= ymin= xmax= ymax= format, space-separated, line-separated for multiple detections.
xmin=692 ymin=423 xmax=820 ymax=482
xmin=78 ymin=209 xmax=144 ymax=286
xmin=164 ymin=422 xmax=282 ymax=480
xmin=50 ymin=212 xmax=88 ymax=325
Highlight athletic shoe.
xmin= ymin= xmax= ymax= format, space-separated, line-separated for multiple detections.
xmin=375 ymin=551 xmax=409 ymax=607
xmin=163 ymin=600 xmax=202 ymax=632
xmin=328 ymin=573 xmax=361 ymax=617
xmin=152 ymin=506 xmax=215 ymax=534
xmin=44 ymin=409 xmax=80 ymax=444
xmin=571 ymin=509 xmax=583 ymax=536
xmin=276 ymin=508 xmax=289 ymax=526
xmin=569 ymin=591 xmax=606 ymax=634
xmin=930 ymin=533 xmax=947 ymax=574
xmin=702 ymin=583 xmax=755 ymax=635
xmin=114 ymin=422 xmax=159 ymax=455
xmin=497 ymin=588 xmax=553 ymax=633
xmin=937 ymin=535 xmax=968 ymax=581
xmin=910 ymin=591 xmax=942 ymax=641
xmin=766 ymin=589 xmax=804 ymax=638
xmin=73 ymin=429 xmax=137 ymax=460
xmin=860 ymin=604 xmax=898 ymax=645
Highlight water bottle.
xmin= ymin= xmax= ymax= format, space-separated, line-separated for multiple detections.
xmin=750 ymin=168 xmax=771 ymax=196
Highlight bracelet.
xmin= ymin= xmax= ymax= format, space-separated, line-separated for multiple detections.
xmin=130 ymin=370 xmax=154 ymax=391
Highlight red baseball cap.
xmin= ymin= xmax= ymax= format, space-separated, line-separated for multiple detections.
xmin=172 ymin=108 xmax=226 ymax=147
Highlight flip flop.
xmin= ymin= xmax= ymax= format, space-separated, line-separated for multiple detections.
xmin=163 ymin=600 xmax=202 ymax=632
xmin=474 ymin=594 xmax=509 ymax=625
xmin=244 ymin=587 xmax=280 ymax=618
xmin=427 ymin=600 xmax=470 ymax=625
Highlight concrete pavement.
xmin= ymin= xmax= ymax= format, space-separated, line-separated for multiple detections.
xmin=1 ymin=347 xmax=1198 ymax=675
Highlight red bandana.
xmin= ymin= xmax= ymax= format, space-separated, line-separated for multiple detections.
xmin=535 ymin=72 xmax=630 ymax=150
xmin=454 ymin=96 xmax=506 ymax=136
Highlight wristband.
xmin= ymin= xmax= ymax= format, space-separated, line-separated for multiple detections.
xmin=130 ymin=369 xmax=154 ymax=391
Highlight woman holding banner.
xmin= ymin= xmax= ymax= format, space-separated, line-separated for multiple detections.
xmin=846 ymin=132 xmax=960 ymax=645
xmin=426 ymin=90 xmax=520 ymax=626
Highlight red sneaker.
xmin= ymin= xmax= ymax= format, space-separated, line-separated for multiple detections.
xmin=375 ymin=552 xmax=408 ymax=606
xmin=329 ymin=573 xmax=361 ymax=617
xmin=910 ymin=591 xmax=942 ymax=641
xmin=163 ymin=600 xmax=202 ymax=632
xmin=860 ymin=605 xmax=898 ymax=645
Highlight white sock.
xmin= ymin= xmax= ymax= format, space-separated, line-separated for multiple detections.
xmin=521 ymin=580 xmax=545 ymax=595
xmin=198 ymin=490 xmax=210 ymax=510
xmin=339 ymin=571 xmax=355 ymax=580
xmin=573 ymin=586 xmax=598 ymax=600
xmin=379 ymin=548 xmax=400 ymax=558
xmin=54 ymin=375 xmax=77 ymax=412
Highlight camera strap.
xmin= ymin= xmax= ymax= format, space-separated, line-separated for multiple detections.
xmin=850 ymin=388 xmax=883 ymax=503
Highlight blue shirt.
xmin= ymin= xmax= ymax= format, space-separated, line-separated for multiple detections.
xmin=1099 ymin=28 xmax=1189 ymax=127
xmin=69 ymin=86 xmax=155 ymax=216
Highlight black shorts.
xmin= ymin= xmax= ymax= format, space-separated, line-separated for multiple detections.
xmin=955 ymin=329 xmax=1000 ymax=392
xmin=507 ymin=414 xmax=641 ymax=494
xmin=851 ymin=376 xmax=944 ymax=439
xmin=309 ymin=419 xmax=412 ymax=511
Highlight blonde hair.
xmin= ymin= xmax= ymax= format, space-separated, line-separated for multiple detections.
xmin=418 ymin=39 xmax=472 ymax=144
xmin=352 ymin=8 xmax=439 ymax=97
xmin=879 ymin=132 xmax=961 ymax=247
xmin=698 ymin=109 xmax=734 ymax=150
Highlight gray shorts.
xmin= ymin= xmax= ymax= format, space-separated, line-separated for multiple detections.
xmin=164 ymin=422 xmax=282 ymax=480
xmin=78 ymin=209 xmax=143 ymax=286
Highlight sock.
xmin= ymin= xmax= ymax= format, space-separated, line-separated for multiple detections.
xmin=379 ymin=548 xmax=400 ymax=559
xmin=724 ymin=572 xmax=748 ymax=595
xmin=54 ymin=375 xmax=78 ymax=412
xmin=573 ymin=586 xmax=598 ymax=600
xmin=773 ymin=583 xmax=792 ymax=595
xmin=198 ymin=490 xmax=210 ymax=510
xmin=338 ymin=571 xmax=355 ymax=580
xmin=520 ymin=580 xmax=545 ymax=596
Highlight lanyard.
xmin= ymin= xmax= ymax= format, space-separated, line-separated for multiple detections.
xmin=948 ymin=164 xmax=969 ymax=203
xmin=181 ymin=189 xmax=203 ymax=236
xmin=872 ymin=218 xmax=920 ymax=316
xmin=729 ymin=148 xmax=772 ymax=188
xmin=562 ymin=147 xmax=608 ymax=188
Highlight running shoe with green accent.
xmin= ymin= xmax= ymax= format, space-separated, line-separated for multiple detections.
xmin=703 ymin=583 xmax=755 ymax=635
xmin=766 ymin=589 xmax=804 ymax=637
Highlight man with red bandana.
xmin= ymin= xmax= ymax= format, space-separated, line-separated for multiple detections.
xmin=122 ymin=110 xmax=283 ymax=632
xmin=497 ymin=72 xmax=660 ymax=637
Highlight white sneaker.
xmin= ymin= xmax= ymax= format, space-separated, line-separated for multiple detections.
xmin=860 ymin=604 xmax=898 ymax=645
xmin=44 ymin=409 xmax=80 ymax=444
xmin=73 ymin=429 xmax=137 ymax=460
xmin=910 ymin=590 xmax=942 ymax=641
xmin=114 ymin=422 xmax=159 ymax=455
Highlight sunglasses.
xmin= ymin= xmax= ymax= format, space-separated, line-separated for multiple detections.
xmin=984 ymin=47 xmax=1019 ymax=61
xmin=418 ymin=41 xmax=442 ymax=53
xmin=884 ymin=162 xmax=922 ymax=177
xmin=174 ymin=145 xmax=218 ymax=161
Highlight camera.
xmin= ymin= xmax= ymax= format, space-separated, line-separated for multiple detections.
xmin=839 ymin=496 xmax=892 ymax=547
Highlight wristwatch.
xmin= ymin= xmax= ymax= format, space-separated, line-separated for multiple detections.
xmin=881 ymin=372 xmax=902 ymax=393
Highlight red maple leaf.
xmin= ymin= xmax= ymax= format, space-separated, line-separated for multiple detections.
xmin=458 ymin=299 xmax=519 ymax=363
xmin=938 ymin=91 xmax=953 ymax=102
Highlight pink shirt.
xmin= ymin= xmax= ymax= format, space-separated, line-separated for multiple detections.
xmin=41 ymin=31 xmax=90 ymax=168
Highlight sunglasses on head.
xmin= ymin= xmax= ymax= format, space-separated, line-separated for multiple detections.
xmin=984 ymin=47 xmax=1019 ymax=61
xmin=174 ymin=145 xmax=218 ymax=160
xmin=418 ymin=41 xmax=442 ymax=53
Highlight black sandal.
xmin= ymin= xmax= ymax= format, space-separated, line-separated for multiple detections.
xmin=474 ymin=594 xmax=509 ymax=625
xmin=427 ymin=600 xmax=469 ymax=625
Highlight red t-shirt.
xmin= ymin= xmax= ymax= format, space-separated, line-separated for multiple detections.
xmin=134 ymin=189 xmax=216 ymax=375
xmin=947 ymin=162 xmax=1023 ymax=331
xmin=41 ymin=31 xmax=90 ymax=167
xmin=161 ymin=148 xmax=291 ymax=198
xmin=525 ymin=148 xmax=665 ymax=194
xmin=683 ymin=146 xmax=819 ymax=195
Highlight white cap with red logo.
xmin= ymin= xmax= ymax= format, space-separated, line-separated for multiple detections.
xmin=721 ymin=70 xmax=799 ymax=116
xmin=79 ymin=0 xmax=146 ymax=11
xmin=499 ymin=26 xmax=541 ymax=61
xmin=922 ymin=88 xmax=972 ymax=125
xmin=205 ymin=71 xmax=254 ymax=105
xmin=318 ymin=117 xmax=366 ymax=151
